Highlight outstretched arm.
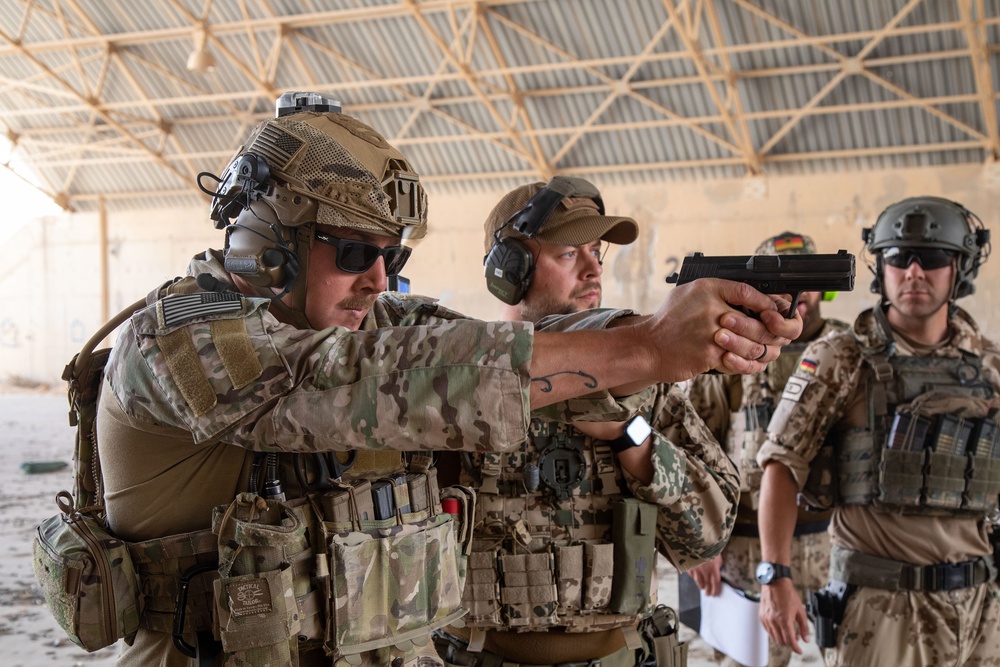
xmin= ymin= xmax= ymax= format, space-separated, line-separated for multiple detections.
xmin=529 ymin=278 xmax=801 ymax=408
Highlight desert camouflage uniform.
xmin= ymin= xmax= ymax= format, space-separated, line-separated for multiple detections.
xmin=436 ymin=380 xmax=739 ymax=666
xmin=97 ymin=251 xmax=651 ymax=667
xmin=687 ymin=318 xmax=847 ymax=667
xmin=758 ymin=307 xmax=1000 ymax=667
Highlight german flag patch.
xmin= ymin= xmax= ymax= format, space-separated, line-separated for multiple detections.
xmin=773 ymin=235 xmax=805 ymax=252
xmin=799 ymin=359 xmax=818 ymax=374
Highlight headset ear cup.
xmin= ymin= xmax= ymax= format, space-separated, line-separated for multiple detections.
xmin=224 ymin=207 xmax=293 ymax=288
xmin=484 ymin=237 xmax=534 ymax=305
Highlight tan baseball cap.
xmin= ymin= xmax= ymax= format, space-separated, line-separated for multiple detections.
xmin=755 ymin=231 xmax=817 ymax=256
xmin=483 ymin=176 xmax=638 ymax=254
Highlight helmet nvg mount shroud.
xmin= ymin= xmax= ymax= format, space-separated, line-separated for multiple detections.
xmin=862 ymin=196 xmax=991 ymax=302
xmin=203 ymin=91 xmax=428 ymax=327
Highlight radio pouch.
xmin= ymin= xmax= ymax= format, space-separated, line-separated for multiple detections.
xmin=609 ymin=498 xmax=656 ymax=615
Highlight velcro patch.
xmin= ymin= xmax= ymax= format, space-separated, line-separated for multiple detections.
xmin=227 ymin=577 xmax=272 ymax=618
xmin=782 ymin=375 xmax=810 ymax=403
xmin=161 ymin=292 xmax=242 ymax=327
xmin=799 ymin=358 xmax=818 ymax=374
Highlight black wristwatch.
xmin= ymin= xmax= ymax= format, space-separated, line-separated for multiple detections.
xmin=755 ymin=561 xmax=793 ymax=585
xmin=609 ymin=415 xmax=652 ymax=454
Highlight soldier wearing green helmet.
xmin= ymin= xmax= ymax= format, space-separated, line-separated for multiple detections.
xmin=757 ymin=198 xmax=1000 ymax=667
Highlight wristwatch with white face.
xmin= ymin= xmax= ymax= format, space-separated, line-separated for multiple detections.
xmin=755 ymin=561 xmax=793 ymax=585
xmin=609 ymin=415 xmax=652 ymax=453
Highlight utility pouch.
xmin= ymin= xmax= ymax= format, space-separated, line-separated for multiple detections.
xmin=555 ymin=544 xmax=584 ymax=611
xmin=583 ymin=542 xmax=615 ymax=610
xmin=326 ymin=512 xmax=466 ymax=659
xmin=212 ymin=493 xmax=320 ymax=667
xmin=609 ymin=499 xmax=656 ymax=615
xmin=878 ymin=448 xmax=926 ymax=507
xmin=639 ymin=605 xmax=687 ymax=667
xmin=925 ymin=450 xmax=967 ymax=509
xmin=462 ymin=547 xmax=502 ymax=626
xmin=499 ymin=551 xmax=558 ymax=629
xmin=806 ymin=580 xmax=856 ymax=649
xmin=966 ymin=455 xmax=1000 ymax=511
xmin=32 ymin=491 xmax=141 ymax=652
xmin=319 ymin=479 xmax=374 ymax=532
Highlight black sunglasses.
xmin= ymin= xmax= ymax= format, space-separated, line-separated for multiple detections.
xmin=314 ymin=231 xmax=411 ymax=276
xmin=881 ymin=247 xmax=956 ymax=271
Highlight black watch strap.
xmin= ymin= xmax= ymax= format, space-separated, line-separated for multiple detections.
xmin=608 ymin=415 xmax=652 ymax=453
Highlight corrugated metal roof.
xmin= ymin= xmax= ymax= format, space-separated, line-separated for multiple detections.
xmin=0 ymin=0 xmax=996 ymax=212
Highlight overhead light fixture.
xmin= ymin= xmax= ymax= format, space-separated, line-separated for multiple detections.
xmin=186 ymin=25 xmax=216 ymax=74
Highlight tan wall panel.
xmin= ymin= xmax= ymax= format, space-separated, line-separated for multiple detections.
xmin=2 ymin=164 xmax=997 ymax=385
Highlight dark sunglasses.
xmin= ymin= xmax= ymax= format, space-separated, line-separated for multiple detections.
xmin=314 ymin=231 xmax=411 ymax=276
xmin=881 ymin=247 xmax=956 ymax=271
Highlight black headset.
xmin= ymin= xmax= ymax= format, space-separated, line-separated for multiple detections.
xmin=199 ymin=151 xmax=301 ymax=297
xmin=483 ymin=176 xmax=604 ymax=305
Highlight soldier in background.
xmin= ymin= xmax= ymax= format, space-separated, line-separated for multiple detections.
xmin=76 ymin=96 xmax=800 ymax=667
xmin=685 ymin=231 xmax=849 ymax=667
xmin=757 ymin=198 xmax=1000 ymax=666
xmin=434 ymin=177 xmax=741 ymax=667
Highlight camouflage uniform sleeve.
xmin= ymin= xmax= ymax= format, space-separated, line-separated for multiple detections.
xmin=530 ymin=306 xmax=654 ymax=423
xmin=756 ymin=333 xmax=863 ymax=489
xmin=108 ymin=298 xmax=535 ymax=453
xmin=534 ymin=307 xmax=638 ymax=332
xmin=685 ymin=373 xmax=739 ymax=445
xmin=622 ymin=384 xmax=740 ymax=572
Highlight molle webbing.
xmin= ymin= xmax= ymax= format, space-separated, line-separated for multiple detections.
xmin=833 ymin=349 xmax=1000 ymax=515
xmin=128 ymin=529 xmax=219 ymax=634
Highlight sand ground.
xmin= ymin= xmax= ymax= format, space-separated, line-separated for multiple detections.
xmin=0 ymin=389 xmax=822 ymax=667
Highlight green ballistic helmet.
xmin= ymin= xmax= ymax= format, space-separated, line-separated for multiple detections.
xmin=203 ymin=92 xmax=427 ymax=327
xmin=862 ymin=196 xmax=990 ymax=300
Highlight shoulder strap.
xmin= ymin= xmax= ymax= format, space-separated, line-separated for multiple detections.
xmin=61 ymin=297 xmax=148 ymax=511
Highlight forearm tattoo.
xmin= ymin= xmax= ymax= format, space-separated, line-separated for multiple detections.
xmin=530 ymin=370 xmax=599 ymax=393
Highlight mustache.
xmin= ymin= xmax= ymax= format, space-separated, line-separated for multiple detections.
xmin=340 ymin=294 xmax=379 ymax=311
xmin=571 ymin=282 xmax=602 ymax=298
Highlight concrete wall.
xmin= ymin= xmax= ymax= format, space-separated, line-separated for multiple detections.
xmin=3 ymin=163 xmax=998 ymax=385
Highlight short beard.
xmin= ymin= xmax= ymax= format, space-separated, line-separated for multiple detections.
xmin=519 ymin=290 xmax=600 ymax=324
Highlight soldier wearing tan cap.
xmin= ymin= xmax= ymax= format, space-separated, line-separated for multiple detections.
xmin=434 ymin=176 xmax=742 ymax=667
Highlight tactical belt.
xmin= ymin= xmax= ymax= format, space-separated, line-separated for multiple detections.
xmin=442 ymin=626 xmax=637 ymax=664
xmin=435 ymin=628 xmax=639 ymax=667
xmin=731 ymin=520 xmax=830 ymax=539
xmin=830 ymin=544 xmax=997 ymax=592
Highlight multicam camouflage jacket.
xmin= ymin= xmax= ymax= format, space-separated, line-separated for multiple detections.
xmin=94 ymin=250 xmax=654 ymax=666
xmin=100 ymin=249 xmax=651 ymax=540
xmin=456 ymin=381 xmax=739 ymax=634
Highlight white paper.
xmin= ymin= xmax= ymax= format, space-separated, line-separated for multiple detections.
xmin=698 ymin=582 xmax=769 ymax=667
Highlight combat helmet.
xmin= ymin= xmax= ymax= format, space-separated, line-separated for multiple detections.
xmin=862 ymin=196 xmax=990 ymax=301
xmin=202 ymin=91 xmax=427 ymax=327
